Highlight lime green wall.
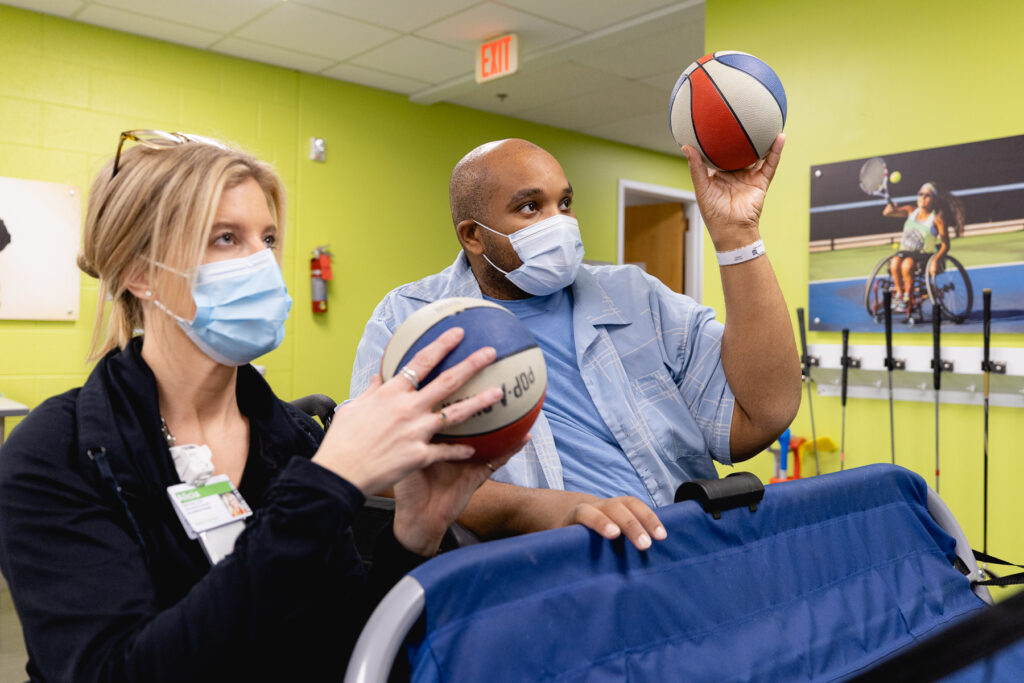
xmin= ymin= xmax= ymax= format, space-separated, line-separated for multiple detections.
xmin=0 ymin=6 xmax=305 ymax=422
xmin=706 ymin=0 xmax=1024 ymax=573
xmin=4 ymin=3 xmax=1019 ymax=571
xmin=0 ymin=6 xmax=690 ymax=424
xmin=291 ymin=75 xmax=690 ymax=402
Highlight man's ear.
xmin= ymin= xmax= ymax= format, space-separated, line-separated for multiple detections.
xmin=456 ymin=219 xmax=485 ymax=256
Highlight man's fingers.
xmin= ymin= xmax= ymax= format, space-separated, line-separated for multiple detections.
xmin=682 ymin=145 xmax=711 ymax=193
xmin=601 ymin=500 xmax=655 ymax=550
xmin=622 ymin=497 xmax=667 ymax=541
xmin=760 ymin=133 xmax=785 ymax=184
xmin=568 ymin=497 xmax=667 ymax=550
xmin=571 ymin=505 xmax=621 ymax=540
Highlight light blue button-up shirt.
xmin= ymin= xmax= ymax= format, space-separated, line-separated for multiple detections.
xmin=350 ymin=253 xmax=735 ymax=507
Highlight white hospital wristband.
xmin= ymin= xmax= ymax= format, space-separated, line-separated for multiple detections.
xmin=716 ymin=239 xmax=765 ymax=266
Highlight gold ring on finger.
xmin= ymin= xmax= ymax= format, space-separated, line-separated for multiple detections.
xmin=437 ymin=409 xmax=448 ymax=427
xmin=485 ymin=462 xmax=495 ymax=472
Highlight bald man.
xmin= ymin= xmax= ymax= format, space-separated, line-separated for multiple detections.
xmin=351 ymin=137 xmax=801 ymax=550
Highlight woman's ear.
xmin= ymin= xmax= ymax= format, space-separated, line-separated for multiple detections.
xmin=123 ymin=263 xmax=153 ymax=301
xmin=456 ymin=219 xmax=485 ymax=256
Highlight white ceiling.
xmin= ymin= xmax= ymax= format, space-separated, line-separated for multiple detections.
xmin=5 ymin=0 xmax=705 ymax=156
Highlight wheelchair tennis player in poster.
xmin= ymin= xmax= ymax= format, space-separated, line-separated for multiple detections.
xmin=862 ymin=162 xmax=971 ymax=325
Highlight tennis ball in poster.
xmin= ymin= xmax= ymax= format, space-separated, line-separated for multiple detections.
xmin=669 ymin=51 xmax=786 ymax=171
xmin=890 ymin=171 xmax=902 ymax=184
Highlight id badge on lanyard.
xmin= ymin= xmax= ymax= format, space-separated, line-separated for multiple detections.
xmin=167 ymin=444 xmax=252 ymax=565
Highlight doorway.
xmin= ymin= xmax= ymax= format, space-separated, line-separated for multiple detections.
xmin=617 ymin=179 xmax=703 ymax=302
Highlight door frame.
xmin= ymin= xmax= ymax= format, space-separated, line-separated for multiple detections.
xmin=617 ymin=179 xmax=703 ymax=302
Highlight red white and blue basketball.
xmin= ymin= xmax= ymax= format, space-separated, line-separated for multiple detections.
xmin=380 ymin=297 xmax=546 ymax=461
xmin=669 ymin=51 xmax=787 ymax=172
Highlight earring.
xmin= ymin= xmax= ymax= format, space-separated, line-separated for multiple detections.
xmin=145 ymin=290 xmax=153 ymax=298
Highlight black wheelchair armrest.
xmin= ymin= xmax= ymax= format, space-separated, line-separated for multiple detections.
xmin=290 ymin=393 xmax=337 ymax=429
xmin=674 ymin=472 xmax=765 ymax=519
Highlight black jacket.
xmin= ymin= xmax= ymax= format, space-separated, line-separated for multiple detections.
xmin=0 ymin=339 xmax=417 ymax=682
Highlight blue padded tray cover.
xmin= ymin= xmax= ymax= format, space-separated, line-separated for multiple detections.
xmin=407 ymin=464 xmax=986 ymax=682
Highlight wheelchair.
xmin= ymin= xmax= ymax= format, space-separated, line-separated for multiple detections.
xmin=863 ymin=250 xmax=973 ymax=325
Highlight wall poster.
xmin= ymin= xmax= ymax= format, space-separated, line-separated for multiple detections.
xmin=0 ymin=177 xmax=81 ymax=321
xmin=809 ymin=135 xmax=1024 ymax=333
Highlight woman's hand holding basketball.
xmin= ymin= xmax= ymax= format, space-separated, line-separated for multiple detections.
xmin=312 ymin=327 xmax=503 ymax=497
xmin=682 ymin=133 xmax=785 ymax=251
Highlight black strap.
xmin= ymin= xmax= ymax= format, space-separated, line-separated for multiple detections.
xmin=972 ymin=550 xmax=1024 ymax=588
xmin=87 ymin=446 xmax=151 ymax=569
xmin=849 ymin=549 xmax=1024 ymax=681
xmin=849 ymin=590 xmax=1024 ymax=682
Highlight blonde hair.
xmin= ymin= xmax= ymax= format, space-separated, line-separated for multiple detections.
xmin=80 ymin=140 xmax=286 ymax=359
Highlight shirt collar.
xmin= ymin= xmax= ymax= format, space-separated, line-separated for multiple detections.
xmin=572 ymin=266 xmax=631 ymax=327
xmin=409 ymin=251 xmax=633 ymax=328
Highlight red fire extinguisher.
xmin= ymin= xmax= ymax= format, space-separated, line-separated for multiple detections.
xmin=311 ymin=246 xmax=332 ymax=314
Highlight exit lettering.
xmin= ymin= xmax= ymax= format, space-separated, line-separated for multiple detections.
xmin=475 ymin=34 xmax=519 ymax=84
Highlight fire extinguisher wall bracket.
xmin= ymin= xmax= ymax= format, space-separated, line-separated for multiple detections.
xmin=311 ymin=246 xmax=333 ymax=314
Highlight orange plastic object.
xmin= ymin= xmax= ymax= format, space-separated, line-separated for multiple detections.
xmin=769 ymin=437 xmax=806 ymax=483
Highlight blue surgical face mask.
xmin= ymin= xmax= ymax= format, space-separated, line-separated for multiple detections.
xmin=476 ymin=214 xmax=585 ymax=296
xmin=152 ymin=248 xmax=292 ymax=366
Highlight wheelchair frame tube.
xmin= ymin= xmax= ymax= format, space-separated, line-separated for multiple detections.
xmin=344 ymin=576 xmax=426 ymax=683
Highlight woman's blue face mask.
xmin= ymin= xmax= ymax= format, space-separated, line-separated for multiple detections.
xmin=152 ymin=248 xmax=292 ymax=366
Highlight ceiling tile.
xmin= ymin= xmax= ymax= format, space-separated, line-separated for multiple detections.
xmin=211 ymin=37 xmax=335 ymax=73
xmin=583 ymin=111 xmax=682 ymax=156
xmin=94 ymin=0 xmax=279 ymax=34
xmin=571 ymin=21 xmax=703 ymax=80
xmin=515 ymin=78 xmax=666 ymax=131
xmin=641 ymin=67 xmax=691 ymax=94
xmin=234 ymin=3 xmax=399 ymax=63
xmin=445 ymin=62 xmax=612 ymax=115
xmin=415 ymin=3 xmax=581 ymax=53
xmin=322 ymin=63 xmax=430 ymax=95
xmin=495 ymin=0 xmax=681 ymax=32
xmin=294 ymin=0 xmax=481 ymax=33
xmin=13 ymin=0 xmax=706 ymax=159
xmin=2 ymin=0 xmax=82 ymax=17
xmin=350 ymin=36 xmax=470 ymax=84
xmin=76 ymin=5 xmax=221 ymax=49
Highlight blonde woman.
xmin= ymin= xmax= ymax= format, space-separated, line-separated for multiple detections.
xmin=0 ymin=131 xmax=516 ymax=682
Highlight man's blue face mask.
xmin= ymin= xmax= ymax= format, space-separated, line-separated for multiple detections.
xmin=476 ymin=214 xmax=585 ymax=296
xmin=152 ymin=248 xmax=292 ymax=366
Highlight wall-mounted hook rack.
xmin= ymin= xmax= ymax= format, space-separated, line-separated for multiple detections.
xmin=807 ymin=343 xmax=1024 ymax=408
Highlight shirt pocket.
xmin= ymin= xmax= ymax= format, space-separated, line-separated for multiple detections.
xmin=630 ymin=368 xmax=715 ymax=471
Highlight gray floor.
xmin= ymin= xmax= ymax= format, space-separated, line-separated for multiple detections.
xmin=0 ymin=578 xmax=28 ymax=682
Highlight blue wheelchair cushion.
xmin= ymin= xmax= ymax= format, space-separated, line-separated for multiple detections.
xmin=407 ymin=464 xmax=986 ymax=682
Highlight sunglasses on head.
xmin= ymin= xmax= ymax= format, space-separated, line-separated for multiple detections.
xmin=112 ymin=129 xmax=228 ymax=178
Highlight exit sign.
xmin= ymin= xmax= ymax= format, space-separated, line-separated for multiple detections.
xmin=475 ymin=33 xmax=518 ymax=84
